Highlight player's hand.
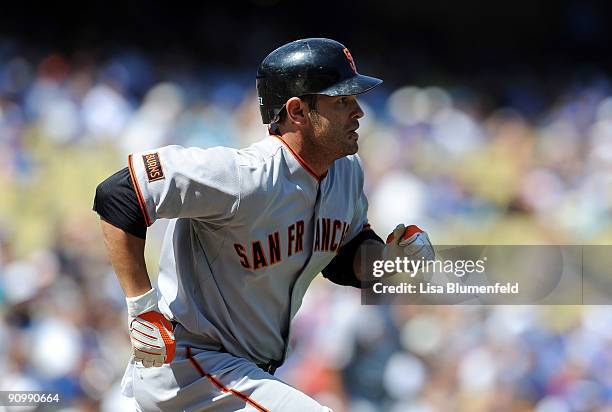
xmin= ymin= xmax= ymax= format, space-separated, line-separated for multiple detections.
xmin=384 ymin=224 xmax=435 ymax=263
xmin=126 ymin=288 xmax=176 ymax=368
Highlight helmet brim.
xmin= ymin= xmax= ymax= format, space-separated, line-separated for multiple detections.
xmin=318 ymin=74 xmax=383 ymax=97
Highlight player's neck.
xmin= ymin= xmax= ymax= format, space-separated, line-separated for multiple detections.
xmin=279 ymin=132 xmax=335 ymax=178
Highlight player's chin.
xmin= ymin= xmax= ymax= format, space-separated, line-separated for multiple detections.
xmin=344 ymin=140 xmax=359 ymax=155
xmin=336 ymin=132 xmax=359 ymax=156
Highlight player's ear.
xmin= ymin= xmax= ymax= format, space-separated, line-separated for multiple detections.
xmin=285 ymin=97 xmax=308 ymax=126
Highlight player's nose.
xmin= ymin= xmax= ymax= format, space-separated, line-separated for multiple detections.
xmin=352 ymin=99 xmax=364 ymax=119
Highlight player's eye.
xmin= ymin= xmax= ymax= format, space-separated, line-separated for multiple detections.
xmin=338 ymin=97 xmax=347 ymax=104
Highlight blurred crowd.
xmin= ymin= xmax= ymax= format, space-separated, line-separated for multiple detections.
xmin=1 ymin=49 xmax=612 ymax=411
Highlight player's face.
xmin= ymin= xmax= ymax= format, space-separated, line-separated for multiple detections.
xmin=307 ymin=95 xmax=364 ymax=158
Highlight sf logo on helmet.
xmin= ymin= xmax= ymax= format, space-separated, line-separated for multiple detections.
xmin=343 ymin=48 xmax=357 ymax=74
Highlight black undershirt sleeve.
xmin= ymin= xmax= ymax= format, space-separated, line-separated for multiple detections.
xmin=322 ymin=229 xmax=384 ymax=289
xmin=93 ymin=167 xmax=147 ymax=239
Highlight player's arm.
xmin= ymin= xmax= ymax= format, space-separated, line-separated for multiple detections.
xmin=322 ymin=227 xmax=383 ymax=287
xmin=99 ymin=218 xmax=150 ymax=296
xmin=94 ymin=167 xmax=175 ymax=368
xmin=353 ymin=237 xmax=385 ymax=281
xmin=95 ymin=168 xmax=151 ymax=295
xmin=94 ymin=146 xmax=239 ymax=367
xmin=322 ymin=224 xmax=434 ymax=288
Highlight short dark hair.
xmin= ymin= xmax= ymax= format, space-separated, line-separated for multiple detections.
xmin=274 ymin=94 xmax=318 ymax=125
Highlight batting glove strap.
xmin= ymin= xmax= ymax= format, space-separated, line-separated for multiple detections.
xmin=126 ymin=287 xmax=159 ymax=318
xmin=130 ymin=311 xmax=176 ymax=367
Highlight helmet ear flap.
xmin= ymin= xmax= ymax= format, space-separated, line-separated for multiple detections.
xmin=270 ymin=106 xmax=286 ymax=125
xmin=262 ymin=106 xmax=283 ymax=125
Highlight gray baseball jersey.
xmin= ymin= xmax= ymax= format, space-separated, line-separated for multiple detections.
xmin=127 ymin=133 xmax=369 ymax=366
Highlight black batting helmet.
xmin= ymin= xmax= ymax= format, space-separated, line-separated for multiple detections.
xmin=256 ymin=38 xmax=383 ymax=124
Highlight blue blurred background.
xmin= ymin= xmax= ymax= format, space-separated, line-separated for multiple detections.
xmin=1 ymin=1 xmax=612 ymax=411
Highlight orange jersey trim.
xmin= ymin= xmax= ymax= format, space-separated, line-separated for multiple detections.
xmin=186 ymin=347 xmax=270 ymax=412
xmin=128 ymin=154 xmax=152 ymax=227
xmin=270 ymin=133 xmax=326 ymax=182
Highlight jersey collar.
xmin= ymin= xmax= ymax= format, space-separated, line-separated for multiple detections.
xmin=268 ymin=128 xmax=327 ymax=182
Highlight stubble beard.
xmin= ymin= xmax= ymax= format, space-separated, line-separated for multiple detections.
xmin=309 ymin=111 xmax=359 ymax=161
xmin=336 ymin=128 xmax=359 ymax=157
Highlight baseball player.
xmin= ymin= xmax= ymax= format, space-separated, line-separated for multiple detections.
xmin=94 ymin=38 xmax=434 ymax=411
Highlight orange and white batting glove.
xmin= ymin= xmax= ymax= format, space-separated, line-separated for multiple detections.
xmin=384 ymin=224 xmax=435 ymax=263
xmin=126 ymin=288 xmax=175 ymax=368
